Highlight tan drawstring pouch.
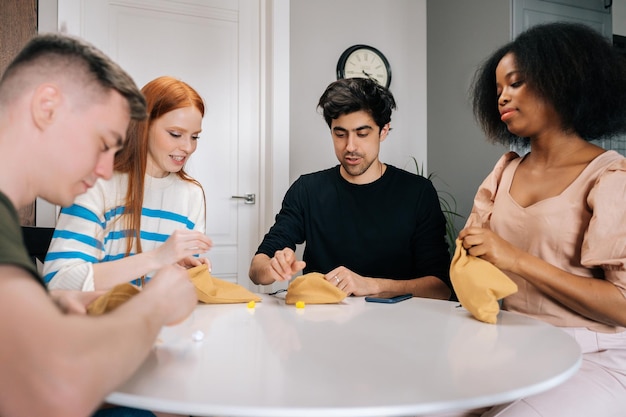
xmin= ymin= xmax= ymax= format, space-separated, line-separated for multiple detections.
xmin=188 ymin=264 xmax=261 ymax=304
xmin=87 ymin=283 xmax=141 ymax=315
xmin=450 ymin=239 xmax=517 ymax=324
xmin=285 ymin=272 xmax=347 ymax=305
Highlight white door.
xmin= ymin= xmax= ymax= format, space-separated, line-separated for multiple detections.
xmin=56 ymin=0 xmax=263 ymax=289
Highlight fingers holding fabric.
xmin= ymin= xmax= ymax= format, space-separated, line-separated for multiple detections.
xmin=459 ymin=227 xmax=521 ymax=272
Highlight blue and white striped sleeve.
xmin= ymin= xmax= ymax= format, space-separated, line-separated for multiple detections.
xmin=43 ymin=196 xmax=106 ymax=291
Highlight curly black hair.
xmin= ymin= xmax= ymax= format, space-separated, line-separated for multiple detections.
xmin=317 ymin=77 xmax=396 ymax=130
xmin=471 ymin=22 xmax=626 ymax=145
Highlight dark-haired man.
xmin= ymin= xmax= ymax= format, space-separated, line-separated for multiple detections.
xmin=249 ymin=78 xmax=451 ymax=299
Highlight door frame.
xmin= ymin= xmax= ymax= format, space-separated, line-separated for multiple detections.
xmin=260 ymin=0 xmax=290 ymax=238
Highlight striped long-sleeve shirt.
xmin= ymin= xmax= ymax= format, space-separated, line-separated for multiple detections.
xmin=43 ymin=172 xmax=206 ymax=290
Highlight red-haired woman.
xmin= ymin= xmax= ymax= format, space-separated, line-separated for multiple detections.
xmin=44 ymin=76 xmax=212 ymax=291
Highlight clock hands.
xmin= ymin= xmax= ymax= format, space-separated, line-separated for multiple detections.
xmin=338 ymin=45 xmax=390 ymax=88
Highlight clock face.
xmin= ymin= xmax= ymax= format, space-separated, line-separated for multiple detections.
xmin=337 ymin=45 xmax=391 ymax=88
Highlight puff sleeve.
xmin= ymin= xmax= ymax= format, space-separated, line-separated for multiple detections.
xmin=582 ymin=158 xmax=626 ymax=298
xmin=465 ymin=152 xmax=520 ymax=229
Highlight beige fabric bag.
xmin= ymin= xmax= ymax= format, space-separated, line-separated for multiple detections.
xmin=285 ymin=272 xmax=347 ymax=305
xmin=450 ymin=239 xmax=517 ymax=324
xmin=188 ymin=264 xmax=261 ymax=304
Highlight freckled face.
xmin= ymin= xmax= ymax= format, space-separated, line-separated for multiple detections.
xmin=331 ymin=110 xmax=389 ymax=184
xmin=495 ymin=53 xmax=561 ymax=139
xmin=146 ymin=106 xmax=202 ymax=178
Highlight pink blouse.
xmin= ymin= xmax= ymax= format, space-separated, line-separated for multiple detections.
xmin=466 ymin=150 xmax=626 ymax=333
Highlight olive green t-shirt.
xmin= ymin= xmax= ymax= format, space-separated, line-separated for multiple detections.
xmin=0 ymin=192 xmax=44 ymax=287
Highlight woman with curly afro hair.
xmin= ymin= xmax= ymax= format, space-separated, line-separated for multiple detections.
xmin=449 ymin=22 xmax=626 ymax=417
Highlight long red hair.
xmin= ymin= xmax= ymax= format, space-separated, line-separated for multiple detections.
xmin=113 ymin=76 xmax=205 ymax=257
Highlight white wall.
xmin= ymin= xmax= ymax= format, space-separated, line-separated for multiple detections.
xmin=426 ymin=0 xmax=625 ymax=234
xmin=427 ymin=1 xmax=510 ymax=234
xmin=289 ymin=0 xmax=624 ymax=234
xmin=38 ymin=0 xmax=626 ymax=228
xmin=289 ymin=0 xmax=427 ymax=185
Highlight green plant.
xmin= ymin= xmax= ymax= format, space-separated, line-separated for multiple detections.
xmin=407 ymin=156 xmax=464 ymax=257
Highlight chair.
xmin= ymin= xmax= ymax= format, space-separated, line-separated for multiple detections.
xmin=21 ymin=226 xmax=55 ymax=266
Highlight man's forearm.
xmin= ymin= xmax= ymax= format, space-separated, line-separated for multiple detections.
xmin=249 ymin=254 xmax=276 ymax=285
xmin=372 ymin=276 xmax=451 ymax=300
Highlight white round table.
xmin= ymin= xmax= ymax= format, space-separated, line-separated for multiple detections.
xmin=107 ymin=294 xmax=581 ymax=416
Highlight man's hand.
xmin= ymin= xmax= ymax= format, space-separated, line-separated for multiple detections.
xmin=324 ymin=266 xmax=378 ymax=296
xmin=50 ymin=290 xmax=106 ymax=315
xmin=249 ymin=249 xmax=306 ymax=285
xmin=141 ymin=264 xmax=197 ymax=326
xmin=268 ymin=248 xmax=306 ymax=281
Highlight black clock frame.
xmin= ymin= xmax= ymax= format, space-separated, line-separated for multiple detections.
xmin=336 ymin=44 xmax=392 ymax=88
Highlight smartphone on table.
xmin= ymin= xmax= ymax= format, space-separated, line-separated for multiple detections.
xmin=365 ymin=292 xmax=413 ymax=304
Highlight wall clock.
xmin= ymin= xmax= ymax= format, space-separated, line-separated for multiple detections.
xmin=336 ymin=44 xmax=391 ymax=88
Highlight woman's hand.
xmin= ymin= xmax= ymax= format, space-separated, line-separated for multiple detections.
xmin=152 ymin=229 xmax=213 ymax=269
xmin=458 ymin=227 xmax=522 ymax=272
xmin=177 ymin=256 xmax=212 ymax=271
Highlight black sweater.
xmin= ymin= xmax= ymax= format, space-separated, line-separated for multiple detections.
xmin=256 ymin=165 xmax=451 ymax=288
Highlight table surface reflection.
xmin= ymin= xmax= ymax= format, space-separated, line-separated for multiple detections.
xmin=107 ymin=294 xmax=581 ymax=417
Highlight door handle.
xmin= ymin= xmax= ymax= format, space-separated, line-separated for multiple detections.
xmin=231 ymin=193 xmax=256 ymax=204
